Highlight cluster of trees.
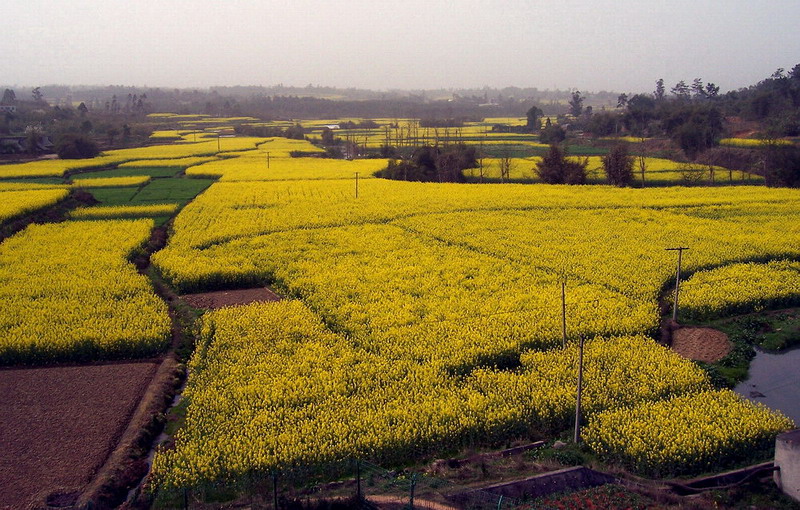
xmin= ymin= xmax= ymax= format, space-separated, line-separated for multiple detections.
xmin=579 ymin=81 xmax=725 ymax=159
xmin=535 ymin=144 xmax=588 ymax=184
xmin=580 ymin=68 xmax=800 ymax=151
xmin=376 ymin=144 xmax=477 ymax=182
xmin=1 ymin=86 xmax=153 ymax=157
xmin=533 ymin=143 xmax=636 ymax=187
xmin=3 ymin=84 xmax=625 ymax=120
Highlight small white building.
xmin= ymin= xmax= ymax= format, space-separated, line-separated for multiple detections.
xmin=775 ymin=429 xmax=800 ymax=502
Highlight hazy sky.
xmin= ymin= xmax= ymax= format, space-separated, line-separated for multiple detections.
xmin=3 ymin=0 xmax=799 ymax=93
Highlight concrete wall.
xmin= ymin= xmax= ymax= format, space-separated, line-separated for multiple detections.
xmin=775 ymin=429 xmax=800 ymax=502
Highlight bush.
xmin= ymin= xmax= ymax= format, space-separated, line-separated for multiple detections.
xmin=535 ymin=144 xmax=587 ymax=184
xmin=586 ymin=111 xmax=619 ymax=137
xmin=764 ymin=144 xmax=800 ymax=187
xmin=55 ymin=134 xmax=100 ymax=159
xmin=375 ymin=144 xmax=476 ymax=183
xmin=540 ymin=124 xmax=566 ymax=144
xmin=678 ymin=163 xmax=709 ymax=184
xmin=602 ymin=144 xmax=634 ymax=186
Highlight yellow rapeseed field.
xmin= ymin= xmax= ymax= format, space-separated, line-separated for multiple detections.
xmin=0 ymin=188 xmax=70 ymax=224
xmin=69 ymin=203 xmax=179 ymax=219
xmin=71 ymin=175 xmax=151 ymax=188
xmin=152 ymin=302 xmax=711 ymax=488
xmin=147 ymin=141 xmax=799 ymax=488
xmin=584 ymin=390 xmax=794 ymax=476
xmin=0 ymin=219 xmax=171 ymax=364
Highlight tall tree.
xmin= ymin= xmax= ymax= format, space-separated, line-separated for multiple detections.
xmin=31 ymin=87 xmax=44 ymax=103
xmin=526 ymin=105 xmax=544 ymax=131
xmin=536 ymin=144 xmax=587 ymax=184
xmin=654 ymin=79 xmax=666 ymax=102
xmin=671 ymin=80 xmax=690 ymax=100
xmin=624 ymin=94 xmax=656 ymax=136
xmin=1 ymin=89 xmax=16 ymax=104
xmin=603 ymin=144 xmax=634 ymax=186
xmin=569 ymin=90 xmax=584 ymax=117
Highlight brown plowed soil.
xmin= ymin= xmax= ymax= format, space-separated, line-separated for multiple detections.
xmin=181 ymin=287 xmax=281 ymax=309
xmin=0 ymin=361 xmax=158 ymax=510
xmin=670 ymin=327 xmax=732 ymax=363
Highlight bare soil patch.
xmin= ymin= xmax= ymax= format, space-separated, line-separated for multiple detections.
xmin=0 ymin=361 xmax=158 ymax=510
xmin=670 ymin=327 xmax=732 ymax=363
xmin=181 ymin=287 xmax=281 ymax=309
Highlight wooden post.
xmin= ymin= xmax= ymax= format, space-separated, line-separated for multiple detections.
xmin=409 ymin=473 xmax=417 ymax=510
xmin=573 ymin=336 xmax=585 ymax=443
xmin=273 ymin=473 xmax=278 ymax=510
xmin=356 ymin=460 xmax=362 ymax=501
xmin=266 ymin=151 xmax=270 ymax=169
xmin=666 ymin=247 xmax=689 ymax=322
xmin=561 ymin=280 xmax=567 ymax=348
xmin=355 ymin=172 xmax=359 ymax=198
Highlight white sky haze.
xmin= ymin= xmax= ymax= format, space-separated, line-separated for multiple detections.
xmin=2 ymin=0 xmax=799 ymax=93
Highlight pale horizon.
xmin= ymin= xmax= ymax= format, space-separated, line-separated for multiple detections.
xmin=3 ymin=0 xmax=800 ymax=95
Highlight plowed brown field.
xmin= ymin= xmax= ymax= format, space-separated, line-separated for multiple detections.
xmin=0 ymin=361 xmax=157 ymax=509
xmin=181 ymin=286 xmax=281 ymax=309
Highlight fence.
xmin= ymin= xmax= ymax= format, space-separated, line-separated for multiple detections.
xmin=153 ymin=457 xmax=522 ymax=510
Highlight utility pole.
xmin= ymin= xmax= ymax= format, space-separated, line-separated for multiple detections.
xmin=266 ymin=151 xmax=270 ymax=169
xmin=409 ymin=473 xmax=417 ymax=510
xmin=561 ymin=280 xmax=567 ymax=348
xmin=356 ymin=460 xmax=362 ymax=502
xmin=217 ymin=132 xmax=221 ymax=153
xmin=355 ymin=172 xmax=359 ymax=198
xmin=273 ymin=472 xmax=279 ymax=510
xmin=666 ymin=247 xmax=689 ymax=322
xmin=573 ymin=335 xmax=585 ymax=444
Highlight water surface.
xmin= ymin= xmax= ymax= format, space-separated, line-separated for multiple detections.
xmin=734 ymin=347 xmax=800 ymax=425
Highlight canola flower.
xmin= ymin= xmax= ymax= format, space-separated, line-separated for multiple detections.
xmin=463 ymin=156 xmax=754 ymax=184
xmin=69 ymin=203 xmax=179 ymax=220
xmin=146 ymin=138 xmax=800 ymax=491
xmin=118 ymin=156 xmax=218 ymax=169
xmin=102 ymin=136 xmax=271 ymax=161
xmin=681 ymin=260 xmax=800 ymax=320
xmin=0 ymin=219 xmax=171 ymax=364
xmin=0 ymin=136 xmax=268 ymax=179
xmin=719 ymin=138 xmax=793 ymax=148
xmin=71 ymin=175 xmax=151 ymax=188
xmin=147 ymin=113 xmax=211 ymax=119
xmin=151 ymin=302 xmax=708 ymax=489
xmin=0 ymin=189 xmax=70 ymax=225
xmin=153 ymin=180 xmax=800 ymax=306
xmin=0 ymin=157 xmax=119 ymax=178
xmin=149 ymin=130 xmax=185 ymax=139
xmin=584 ymin=389 xmax=794 ymax=476
xmin=186 ymin=152 xmax=384 ymax=181
xmin=0 ymin=182 xmax=68 ymax=191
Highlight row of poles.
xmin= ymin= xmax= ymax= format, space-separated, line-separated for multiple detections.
xmin=255 ymin=152 xmax=690 ymax=448
xmin=570 ymin=246 xmax=688 ymax=443
xmin=179 ymin=246 xmax=690 ymax=508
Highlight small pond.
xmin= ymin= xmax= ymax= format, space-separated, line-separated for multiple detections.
xmin=734 ymin=346 xmax=800 ymax=425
